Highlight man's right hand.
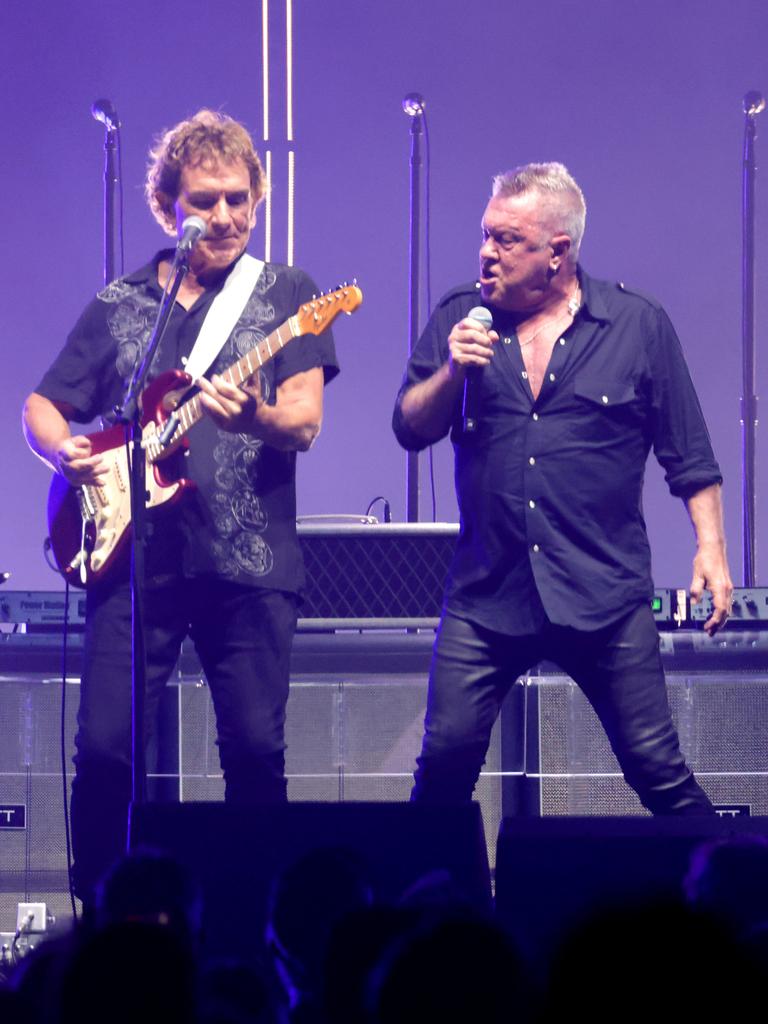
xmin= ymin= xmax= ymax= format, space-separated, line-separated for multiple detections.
xmin=54 ymin=435 xmax=108 ymax=486
xmin=447 ymin=315 xmax=499 ymax=378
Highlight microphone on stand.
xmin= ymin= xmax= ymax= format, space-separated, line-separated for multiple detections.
xmin=743 ymin=91 xmax=766 ymax=117
xmin=157 ymin=217 xmax=208 ymax=447
xmin=462 ymin=306 xmax=493 ymax=433
xmin=91 ymin=98 xmax=120 ymax=130
xmin=176 ymin=215 xmax=207 ymax=253
xmin=402 ymin=93 xmax=425 ymax=117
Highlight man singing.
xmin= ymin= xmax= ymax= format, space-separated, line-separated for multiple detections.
xmin=393 ymin=162 xmax=732 ymax=814
xmin=23 ymin=110 xmax=338 ymax=899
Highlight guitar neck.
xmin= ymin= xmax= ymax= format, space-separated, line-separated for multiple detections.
xmin=164 ymin=314 xmax=300 ymax=444
xmin=144 ymin=282 xmax=362 ymax=461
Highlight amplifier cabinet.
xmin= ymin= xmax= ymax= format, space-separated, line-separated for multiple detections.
xmin=0 ymin=679 xmax=79 ymax=929
xmin=0 ymin=662 xmax=503 ymax=930
xmin=296 ymin=522 xmax=458 ymax=628
xmin=174 ymin=673 xmax=502 ymax=862
xmin=518 ymin=671 xmax=768 ymax=816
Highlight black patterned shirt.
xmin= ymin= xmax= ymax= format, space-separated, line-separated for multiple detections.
xmin=37 ymin=251 xmax=339 ymax=594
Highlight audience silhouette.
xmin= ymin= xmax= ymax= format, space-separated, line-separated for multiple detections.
xmin=4 ymin=828 xmax=768 ymax=1023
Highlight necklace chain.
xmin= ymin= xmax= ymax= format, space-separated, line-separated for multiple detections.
xmin=517 ymin=286 xmax=581 ymax=348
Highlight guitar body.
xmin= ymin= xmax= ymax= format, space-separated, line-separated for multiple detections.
xmin=47 ymin=369 xmax=195 ymax=588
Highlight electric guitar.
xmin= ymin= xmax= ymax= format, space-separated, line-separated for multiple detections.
xmin=47 ymin=283 xmax=363 ymax=587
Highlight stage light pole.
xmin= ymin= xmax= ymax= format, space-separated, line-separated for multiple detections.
xmin=740 ymin=90 xmax=764 ymax=585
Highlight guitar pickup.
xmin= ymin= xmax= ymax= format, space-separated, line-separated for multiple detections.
xmin=158 ymin=413 xmax=180 ymax=448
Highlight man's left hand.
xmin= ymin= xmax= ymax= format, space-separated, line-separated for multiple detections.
xmin=690 ymin=543 xmax=733 ymax=636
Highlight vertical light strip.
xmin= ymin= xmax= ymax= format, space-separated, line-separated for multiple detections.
xmin=175 ymin=685 xmax=183 ymax=800
xmin=287 ymin=150 xmax=295 ymax=267
xmin=262 ymin=0 xmax=270 ymax=141
xmin=285 ymin=0 xmax=294 ymax=141
xmin=264 ymin=150 xmax=273 ymax=262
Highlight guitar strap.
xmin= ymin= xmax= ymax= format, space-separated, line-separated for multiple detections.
xmin=182 ymin=253 xmax=265 ymax=381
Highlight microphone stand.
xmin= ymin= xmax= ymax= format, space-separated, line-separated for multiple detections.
xmin=92 ymin=99 xmax=122 ymax=285
xmin=404 ymin=95 xmax=424 ymax=522
xmin=115 ymin=250 xmax=191 ymax=824
xmin=103 ymin=125 xmax=119 ymax=285
xmin=740 ymin=91 xmax=764 ymax=586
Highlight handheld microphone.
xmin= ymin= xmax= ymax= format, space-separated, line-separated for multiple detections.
xmin=177 ymin=215 xmax=207 ymax=253
xmin=462 ymin=306 xmax=493 ymax=433
xmin=91 ymin=98 xmax=120 ymax=130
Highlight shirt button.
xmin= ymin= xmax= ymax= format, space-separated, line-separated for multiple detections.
xmin=504 ymin=336 xmax=511 ymax=345
xmin=521 ymin=371 xmax=528 ymax=379
xmin=532 ymin=412 xmax=539 ymax=421
xmin=549 ymin=373 xmax=556 ymax=382
xmin=532 ymin=544 xmax=540 ymax=553
xmin=602 ymin=395 xmax=609 ymax=404
xmin=528 ymin=456 xmax=536 ymax=466
xmin=559 ymin=338 xmax=566 ymax=346
xmin=528 ymin=500 xmax=536 ymax=509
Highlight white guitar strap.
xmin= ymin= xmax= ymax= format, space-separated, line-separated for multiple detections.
xmin=182 ymin=253 xmax=265 ymax=380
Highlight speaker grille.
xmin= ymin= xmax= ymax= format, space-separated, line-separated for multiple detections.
xmin=297 ymin=525 xmax=457 ymax=621
xmin=532 ymin=672 xmax=768 ymax=815
xmin=176 ymin=676 xmax=503 ymax=865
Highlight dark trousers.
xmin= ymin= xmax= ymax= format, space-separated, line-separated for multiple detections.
xmin=412 ymin=602 xmax=713 ymax=815
xmin=70 ymin=576 xmax=297 ymax=901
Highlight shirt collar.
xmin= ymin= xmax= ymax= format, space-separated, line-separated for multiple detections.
xmin=577 ymin=267 xmax=613 ymax=323
xmin=121 ymin=249 xmax=254 ymax=297
xmin=122 ymin=250 xmax=175 ymax=290
xmin=485 ymin=267 xmax=613 ymax=328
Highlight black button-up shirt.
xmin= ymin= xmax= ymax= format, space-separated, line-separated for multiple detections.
xmin=393 ymin=269 xmax=722 ymax=633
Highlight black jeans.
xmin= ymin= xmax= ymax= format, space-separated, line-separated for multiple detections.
xmin=70 ymin=576 xmax=297 ymax=901
xmin=412 ymin=602 xmax=713 ymax=815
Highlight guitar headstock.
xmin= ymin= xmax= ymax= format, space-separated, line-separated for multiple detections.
xmin=295 ymin=283 xmax=363 ymax=336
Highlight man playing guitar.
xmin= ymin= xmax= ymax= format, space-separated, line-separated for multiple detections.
xmin=22 ymin=110 xmax=340 ymax=902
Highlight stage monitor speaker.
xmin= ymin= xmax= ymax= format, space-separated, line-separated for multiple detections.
xmin=129 ymin=801 xmax=491 ymax=961
xmin=495 ymin=815 xmax=768 ymax=961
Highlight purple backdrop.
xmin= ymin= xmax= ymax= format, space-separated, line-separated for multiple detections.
xmin=1 ymin=0 xmax=766 ymax=592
